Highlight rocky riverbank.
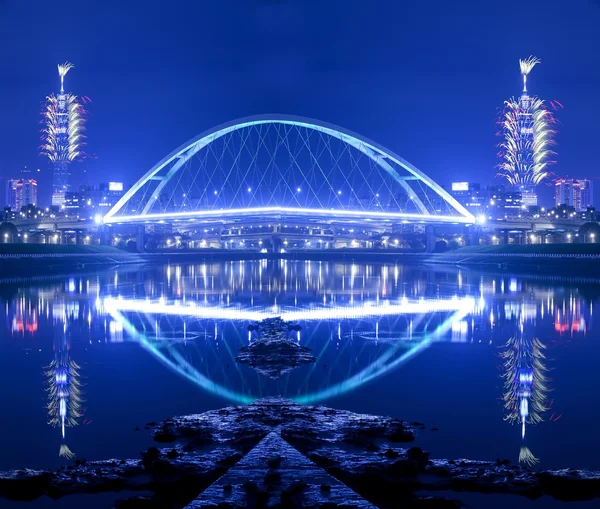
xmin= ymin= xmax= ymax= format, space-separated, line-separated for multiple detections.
xmin=0 ymin=399 xmax=599 ymax=508
xmin=235 ymin=318 xmax=315 ymax=378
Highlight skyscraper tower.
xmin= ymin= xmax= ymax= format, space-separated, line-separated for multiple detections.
xmin=497 ymin=57 xmax=560 ymax=196
xmin=41 ymin=63 xmax=87 ymax=207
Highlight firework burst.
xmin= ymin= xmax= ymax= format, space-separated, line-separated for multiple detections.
xmin=519 ymin=56 xmax=541 ymax=91
xmin=40 ymin=62 xmax=87 ymax=164
xmin=497 ymin=56 xmax=560 ymax=187
xmin=57 ymin=62 xmax=74 ymax=92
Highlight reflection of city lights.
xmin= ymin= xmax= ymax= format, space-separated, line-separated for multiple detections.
xmin=451 ymin=320 xmax=468 ymax=334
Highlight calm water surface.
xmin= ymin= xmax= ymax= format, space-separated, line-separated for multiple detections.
xmin=1 ymin=260 xmax=599 ymax=506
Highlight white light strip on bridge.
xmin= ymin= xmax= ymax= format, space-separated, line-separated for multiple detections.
xmin=101 ymin=296 xmax=475 ymax=321
xmin=104 ymin=206 xmax=474 ymax=225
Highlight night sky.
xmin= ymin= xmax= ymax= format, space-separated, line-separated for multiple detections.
xmin=1 ymin=0 xmax=599 ymax=205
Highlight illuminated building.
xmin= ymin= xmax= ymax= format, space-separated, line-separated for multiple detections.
xmin=71 ymin=182 xmax=126 ymax=219
xmin=22 ymin=179 xmax=38 ymax=207
xmin=64 ymin=192 xmax=81 ymax=218
xmin=555 ymin=178 xmax=593 ymax=211
xmin=6 ymin=179 xmax=22 ymax=210
xmin=449 ymin=182 xmax=487 ymax=215
xmin=5 ymin=178 xmax=37 ymax=210
xmin=40 ymin=63 xmax=87 ymax=207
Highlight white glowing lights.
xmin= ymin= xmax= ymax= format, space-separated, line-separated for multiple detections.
xmin=105 ymin=205 xmax=474 ymax=225
xmin=101 ymin=296 xmax=475 ymax=322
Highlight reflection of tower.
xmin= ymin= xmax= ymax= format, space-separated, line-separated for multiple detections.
xmin=45 ymin=321 xmax=83 ymax=459
xmin=500 ymin=318 xmax=549 ymax=465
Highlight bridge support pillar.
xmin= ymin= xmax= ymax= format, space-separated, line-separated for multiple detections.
xmin=469 ymin=227 xmax=480 ymax=247
xmin=503 ymin=230 xmax=509 ymax=245
xmin=98 ymin=226 xmax=109 ymax=246
xmin=426 ymin=225 xmax=436 ymax=253
xmin=136 ymin=225 xmax=145 ymax=253
xmin=76 ymin=231 xmax=82 ymax=245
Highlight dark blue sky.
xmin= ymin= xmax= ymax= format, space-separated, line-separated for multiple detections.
xmin=1 ymin=0 xmax=599 ymax=203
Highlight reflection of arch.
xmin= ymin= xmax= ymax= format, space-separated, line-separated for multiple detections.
xmin=104 ymin=297 xmax=474 ymax=405
xmin=104 ymin=115 xmax=473 ymax=224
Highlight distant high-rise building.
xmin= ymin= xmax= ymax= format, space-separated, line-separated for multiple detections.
xmin=577 ymin=179 xmax=593 ymax=211
xmin=22 ymin=179 xmax=38 ymax=208
xmin=6 ymin=179 xmax=23 ymax=210
xmin=449 ymin=182 xmax=486 ymax=214
xmin=520 ymin=186 xmax=538 ymax=208
xmin=6 ymin=178 xmax=38 ymax=210
xmin=40 ymin=63 xmax=87 ymax=207
xmin=555 ymin=178 xmax=593 ymax=211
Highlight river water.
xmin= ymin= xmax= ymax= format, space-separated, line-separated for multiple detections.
xmin=0 ymin=260 xmax=598 ymax=507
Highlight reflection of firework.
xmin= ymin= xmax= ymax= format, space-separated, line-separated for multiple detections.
xmin=59 ymin=444 xmax=76 ymax=459
xmin=497 ymin=56 xmax=560 ymax=186
xmin=45 ymin=357 xmax=84 ymax=433
xmin=500 ymin=327 xmax=550 ymax=465
xmin=519 ymin=446 xmax=540 ymax=466
xmin=45 ymin=335 xmax=84 ymax=458
xmin=501 ymin=335 xmax=549 ymax=430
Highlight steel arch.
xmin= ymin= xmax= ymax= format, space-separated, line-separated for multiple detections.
xmin=104 ymin=114 xmax=473 ymax=223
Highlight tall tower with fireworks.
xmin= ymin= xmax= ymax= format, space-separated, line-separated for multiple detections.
xmin=41 ymin=63 xmax=87 ymax=207
xmin=498 ymin=57 xmax=560 ymax=204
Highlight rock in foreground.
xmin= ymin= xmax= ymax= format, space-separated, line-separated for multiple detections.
xmin=236 ymin=317 xmax=316 ymax=378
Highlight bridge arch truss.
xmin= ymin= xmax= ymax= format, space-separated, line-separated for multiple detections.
xmin=104 ymin=115 xmax=473 ymax=226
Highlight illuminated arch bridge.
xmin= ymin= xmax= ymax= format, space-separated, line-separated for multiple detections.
xmin=104 ymin=115 xmax=474 ymax=247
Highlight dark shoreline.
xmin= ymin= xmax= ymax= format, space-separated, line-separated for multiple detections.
xmin=1 ymin=398 xmax=599 ymax=508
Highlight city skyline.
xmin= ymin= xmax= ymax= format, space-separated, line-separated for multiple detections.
xmin=0 ymin=0 xmax=599 ymax=204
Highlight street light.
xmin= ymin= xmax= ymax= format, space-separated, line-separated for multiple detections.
xmin=591 ymin=233 xmax=596 ymax=243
